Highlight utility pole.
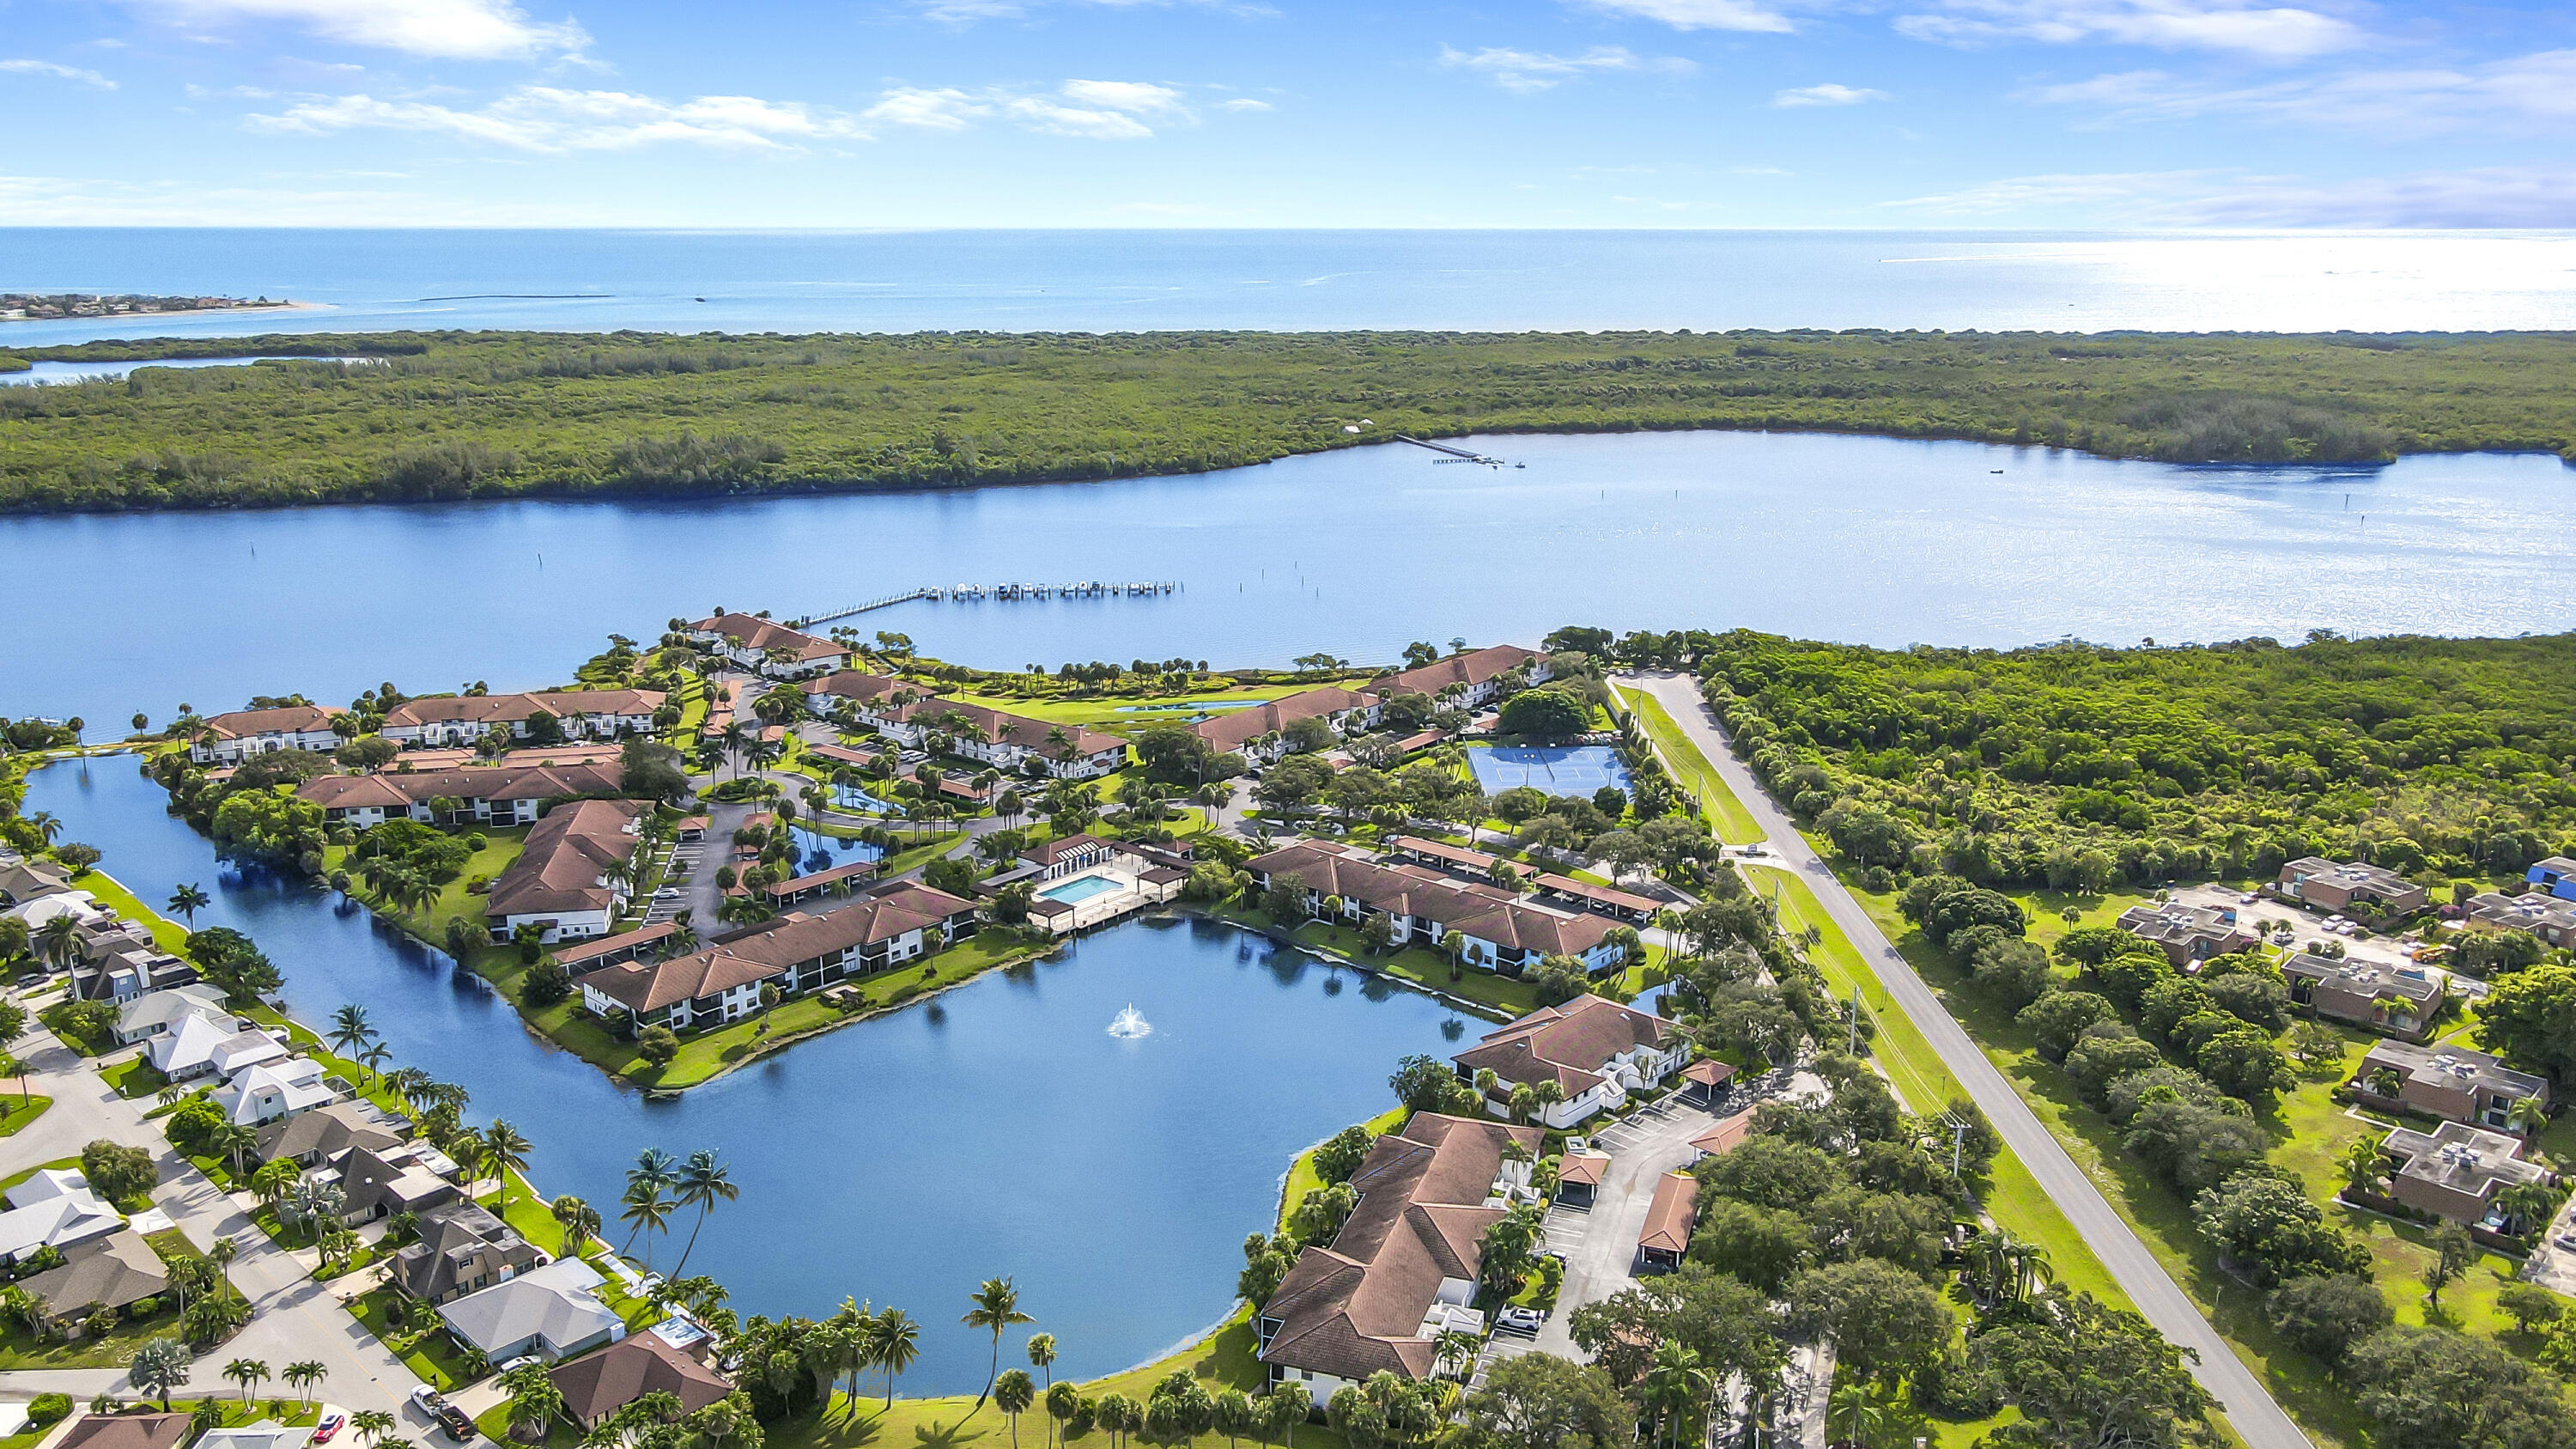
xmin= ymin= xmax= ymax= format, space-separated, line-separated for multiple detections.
xmin=1848 ymin=984 xmax=1862 ymax=1056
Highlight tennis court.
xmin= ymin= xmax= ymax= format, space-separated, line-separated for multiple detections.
xmin=1467 ymin=745 xmax=1634 ymax=799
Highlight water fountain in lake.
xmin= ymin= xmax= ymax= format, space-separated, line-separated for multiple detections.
xmin=1107 ymin=1004 xmax=1153 ymax=1039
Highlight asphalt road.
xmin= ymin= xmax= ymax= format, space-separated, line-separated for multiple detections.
xmin=1621 ymin=671 xmax=2314 ymax=1449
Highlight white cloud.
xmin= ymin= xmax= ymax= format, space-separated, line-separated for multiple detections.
xmin=862 ymin=87 xmax=992 ymax=130
xmin=864 ymin=79 xmax=1212 ymax=138
xmin=134 ymin=0 xmax=589 ymax=60
xmin=1576 ymin=0 xmax=1798 ymax=34
xmin=2024 ymin=50 xmax=2576 ymax=129
xmin=1775 ymin=82 xmax=1886 ymax=105
xmin=246 ymin=87 xmax=868 ymax=150
xmin=1881 ymin=168 xmax=2212 ymax=215
xmin=1438 ymin=44 xmax=1695 ymax=92
xmin=0 ymin=58 xmax=116 ymax=88
xmin=1218 ymin=97 xmax=1272 ymax=111
xmin=1895 ymin=1 xmax=2363 ymax=58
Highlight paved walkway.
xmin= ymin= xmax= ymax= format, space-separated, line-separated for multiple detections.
xmin=1619 ymin=671 xmax=2312 ymax=1449
xmin=0 ymin=1029 xmax=474 ymax=1446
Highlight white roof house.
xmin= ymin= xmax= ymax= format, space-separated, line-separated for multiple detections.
xmin=438 ymin=1256 xmax=626 ymax=1362
xmin=194 ymin=1428 xmax=315 ymax=1449
xmin=0 ymin=1178 xmax=122 ymax=1265
xmin=148 ymin=1012 xmax=286 ymax=1081
xmin=214 ymin=1056 xmax=339 ymax=1127
xmin=116 ymin=985 xmax=230 ymax=1044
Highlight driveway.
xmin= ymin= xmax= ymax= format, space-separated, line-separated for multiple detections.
xmin=1511 ymin=1095 xmax=1718 ymax=1362
xmin=1618 ymin=671 xmax=2313 ymax=1449
xmin=0 ymin=1030 xmax=478 ymax=1446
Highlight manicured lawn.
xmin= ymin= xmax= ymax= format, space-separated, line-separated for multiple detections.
xmin=325 ymin=829 xmax=529 ymax=960
xmin=0 ymin=1226 xmax=238 ymax=1369
xmin=100 ymin=1055 xmax=169 ymax=1099
xmin=1279 ymin=1106 xmax=1410 ymax=1232
xmin=351 ymin=1285 xmax=478 ymax=1391
xmin=945 ymin=684 xmax=1325 ymax=738
xmin=1197 ymin=902 xmax=1538 ymax=1020
xmin=71 ymin=868 xmax=195 ymax=953
xmin=771 ymin=1311 xmax=1346 ymax=1449
xmin=1616 ymin=687 xmax=1762 ymax=845
xmin=0 ymin=1096 xmax=52 ymax=1135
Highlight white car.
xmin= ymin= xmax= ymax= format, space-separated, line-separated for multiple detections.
xmin=498 ymin=1355 xmax=542 ymax=1375
xmin=1496 ymin=1306 xmax=1545 ymax=1334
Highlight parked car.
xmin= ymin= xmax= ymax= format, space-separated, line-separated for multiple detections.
xmin=310 ymin=1416 xmax=345 ymax=1446
xmin=1497 ymin=1306 xmax=1545 ymax=1334
xmin=497 ymin=1355 xmax=542 ymax=1375
xmin=410 ymin=1387 xmax=472 ymax=1442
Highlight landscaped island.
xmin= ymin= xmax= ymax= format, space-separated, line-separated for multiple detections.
xmin=3 ymin=328 xmax=2574 ymax=511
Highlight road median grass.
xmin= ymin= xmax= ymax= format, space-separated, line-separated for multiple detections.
xmin=0 ymin=1096 xmax=52 ymax=1135
xmin=1617 ymin=686 xmax=1762 ymax=845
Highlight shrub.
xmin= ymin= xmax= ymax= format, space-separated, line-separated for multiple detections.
xmin=635 ymin=1026 xmax=679 ymax=1067
xmin=27 ymin=1394 xmax=71 ymax=1427
xmin=2265 ymin=1275 xmax=2389 ymax=1366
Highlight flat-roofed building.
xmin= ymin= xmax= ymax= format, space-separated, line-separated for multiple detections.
xmin=2281 ymin=952 xmax=2445 ymax=1040
xmin=2376 ymin=1120 xmax=2554 ymax=1229
xmin=2116 ymin=902 xmax=2257 ymax=967
xmin=2279 ymin=857 xmax=2429 ymax=915
xmin=2355 ymin=1039 xmax=2549 ymax=1132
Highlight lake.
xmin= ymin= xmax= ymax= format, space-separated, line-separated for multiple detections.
xmin=0 ymin=357 xmax=374 ymax=387
xmin=9 ymin=229 xmax=2576 ymax=342
xmin=4 ymin=430 xmax=2573 ymax=730
xmin=22 ymin=756 xmax=1469 ymax=1393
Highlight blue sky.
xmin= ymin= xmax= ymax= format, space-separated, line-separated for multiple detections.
xmin=1 ymin=0 xmax=2570 ymax=227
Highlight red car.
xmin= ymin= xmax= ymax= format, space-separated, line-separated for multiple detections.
xmin=311 ymin=1416 xmax=346 ymax=1446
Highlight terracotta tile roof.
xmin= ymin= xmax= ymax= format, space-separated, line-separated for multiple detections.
xmin=1261 ymin=1114 xmax=1541 ymax=1385
xmin=199 ymin=703 xmax=343 ymax=739
xmin=762 ymin=860 xmax=878 ymax=899
xmin=551 ymin=922 xmax=678 ymax=970
xmin=692 ymin=613 xmax=844 ymax=661
xmin=381 ymin=690 xmax=662 ymax=728
xmin=891 ymin=697 xmax=1126 ymax=761
xmin=1391 ymin=836 xmax=1499 ymax=872
xmin=1637 ymin=1172 xmax=1698 ymax=1255
xmin=804 ymin=671 xmax=907 ymax=705
xmin=1534 ymin=874 xmax=1660 ymax=915
xmin=1190 ymin=687 xmax=1377 ymax=753
xmin=297 ymin=760 xmax=626 ymax=813
xmin=57 ymin=1414 xmax=192 ymax=1449
xmin=485 ymin=799 xmax=645 ymax=920
xmin=1453 ymin=995 xmax=1675 ymax=1096
xmin=585 ymin=886 xmax=975 ymax=1012
xmin=1557 ymin=1152 xmax=1612 ymax=1188
xmin=1367 ymin=644 xmax=1543 ymax=699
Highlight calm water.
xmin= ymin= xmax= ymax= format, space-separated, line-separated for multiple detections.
xmin=7 ymin=230 xmax=2576 ymax=343
xmin=0 ymin=356 xmax=370 ymax=387
xmin=24 ymin=757 xmax=1464 ymax=1391
xmin=5 ymin=432 xmax=2574 ymax=729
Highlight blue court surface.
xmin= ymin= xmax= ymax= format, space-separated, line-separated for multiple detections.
xmin=1467 ymin=746 xmax=1634 ymax=799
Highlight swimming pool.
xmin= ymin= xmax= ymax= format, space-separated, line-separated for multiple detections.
xmin=1467 ymin=745 xmax=1634 ymax=799
xmin=1041 ymin=873 xmax=1124 ymax=904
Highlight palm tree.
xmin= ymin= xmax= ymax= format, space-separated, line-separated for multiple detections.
xmin=286 ymin=1350 xmax=330 ymax=1402
xmin=957 ymin=1278 xmax=1032 ymax=1411
xmin=167 ymin=883 xmax=211 ymax=927
xmin=223 ymin=1357 xmax=270 ymax=1406
xmin=1641 ymin=1341 xmax=1711 ymax=1449
xmin=2506 ymin=1095 xmax=2549 ymax=1135
xmin=1827 ymin=1384 xmax=1885 ymax=1449
xmin=1045 ymin=1385 xmax=1080 ymax=1449
xmin=349 ymin=1410 xmax=396 ymax=1449
xmin=36 ymin=915 xmax=80 ymax=974
xmin=357 ymin=1042 xmax=392 ymax=1087
xmin=671 ymin=1150 xmax=737 ymax=1275
xmin=209 ymin=1235 xmax=239 ymax=1298
xmin=552 ymin=1194 xmax=604 ymax=1254
xmin=874 ymin=1308 xmax=920 ymax=1408
xmin=214 ymin=1123 xmax=259 ymax=1183
xmin=29 ymin=811 xmax=62 ymax=846
xmin=483 ymin=1118 xmax=534 ymax=1210
xmin=2338 ymin=1136 xmax=2387 ymax=1196
xmin=994 ymin=1370 xmax=1036 ymax=1448
xmin=327 ymin=1004 xmax=377 ymax=1057
xmin=0 ymin=1054 xmax=26 ymax=1108
xmin=619 ymin=1181 xmax=673 ymax=1267
xmin=1025 ymin=1334 xmax=1059 ymax=1446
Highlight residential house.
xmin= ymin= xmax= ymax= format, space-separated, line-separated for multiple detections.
xmin=1636 ymin=1172 xmax=1698 ymax=1272
xmin=20 ymin=1230 xmax=168 ymax=1328
xmin=2376 ymin=1120 xmax=2555 ymax=1230
xmin=1021 ymin=834 xmax=1115 ymax=880
xmin=841 ymin=692 xmax=1128 ymax=780
xmin=1257 ymin=1114 xmax=1543 ymax=1397
xmin=1190 ymin=687 xmax=1382 ymax=763
xmin=689 ymin=614 xmax=849 ymax=678
xmin=70 ymin=935 xmax=197 ymax=1005
xmin=2281 ymin=953 xmax=2446 ymax=1040
xmin=1366 ymin=644 xmax=1552 ymax=710
xmin=2466 ymin=891 xmax=2576 ymax=946
xmin=1248 ymin=841 xmax=1625 ymax=977
xmin=335 ymin=1144 xmax=460 ymax=1222
xmin=212 ymin=1056 xmax=340 ymax=1127
xmin=0 ymin=856 xmax=71 ymax=907
xmin=114 ymin=984 xmax=229 ymax=1045
xmin=2278 ymin=857 xmax=2431 ymax=916
xmin=439 ymin=1257 xmax=626 ymax=1363
xmin=483 ymin=799 xmax=647 ymax=945
xmin=549 ymin=1331 xmax=734 ymax=1429
xmin=195 ymin=1428 xmax=319 ymax=1449
xmin=295 ymin=761 xmax=625 ymax=829
xmin=394 ymin=1202 xmax=544 ymax=1305
xmin=2354 ymin=1040 xmax=2551 ymax=1133
xmin=379 ymin=690 xmax=665 ymax=747
xmin=1451 ymin=995 xmax=1687 ymax=1129
xmin=581 ymin=885 xmax=980 ymax=1031
xmin=0 ymin=1170 xmax=123 ymax=1265
xmin=2115 ymin=902 xmax=2257 ymax=966
xmin=146 ymin=1011 xmax=283 ymax=1082
xmin=54 ymin=1414 xmax=193 ymax=1449
xmin=2526 ymin=855 xmax=2576 ymax=901
xmin=187 ymin=704 xmax=345 ymax=765
xmin=256 ymin=1100 xmax=409 ymax=1168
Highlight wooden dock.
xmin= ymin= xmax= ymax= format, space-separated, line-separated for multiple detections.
xmin=793 ymin=581 xmax=1177 ymax=627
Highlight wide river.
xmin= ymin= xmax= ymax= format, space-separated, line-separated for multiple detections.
xmin=23 ymin=756 xmax=1468 ymax=1393
xmin=6 ymin=431 xmax=2574 ymax=729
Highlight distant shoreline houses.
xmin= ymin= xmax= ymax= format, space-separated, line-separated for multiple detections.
xmin=1246 ymin=837 xmax=1629 ymax=977
xmin=380 ymin=689 xmax=664 ymax=747
xmin=689 ymin=612 xmax=850 ymax=678
xmin=186 ymin=704 xmax=346 ymax=765
xmin=296 ymin=760 xmax=626 ymax=829
xmin=1188 ymin=644 xmax=1547 ymax=763
xmin=579 ymin=883 xmax=981 ymax=1032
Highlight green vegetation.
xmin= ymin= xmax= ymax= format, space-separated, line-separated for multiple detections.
xmin=0 ymin=1096 xmax=51 ymax=1135
xmin=1617 ymin=685 xmax=1762 ymax=844
xmin=1702 ymin=630 xmax=2576 ymax=892
xmin=9 ymin=329 xmax=2576 ymax=512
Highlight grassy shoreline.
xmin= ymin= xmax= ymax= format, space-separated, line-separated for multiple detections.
xmin=9 ymin=328 xmax=2575 ymax=513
